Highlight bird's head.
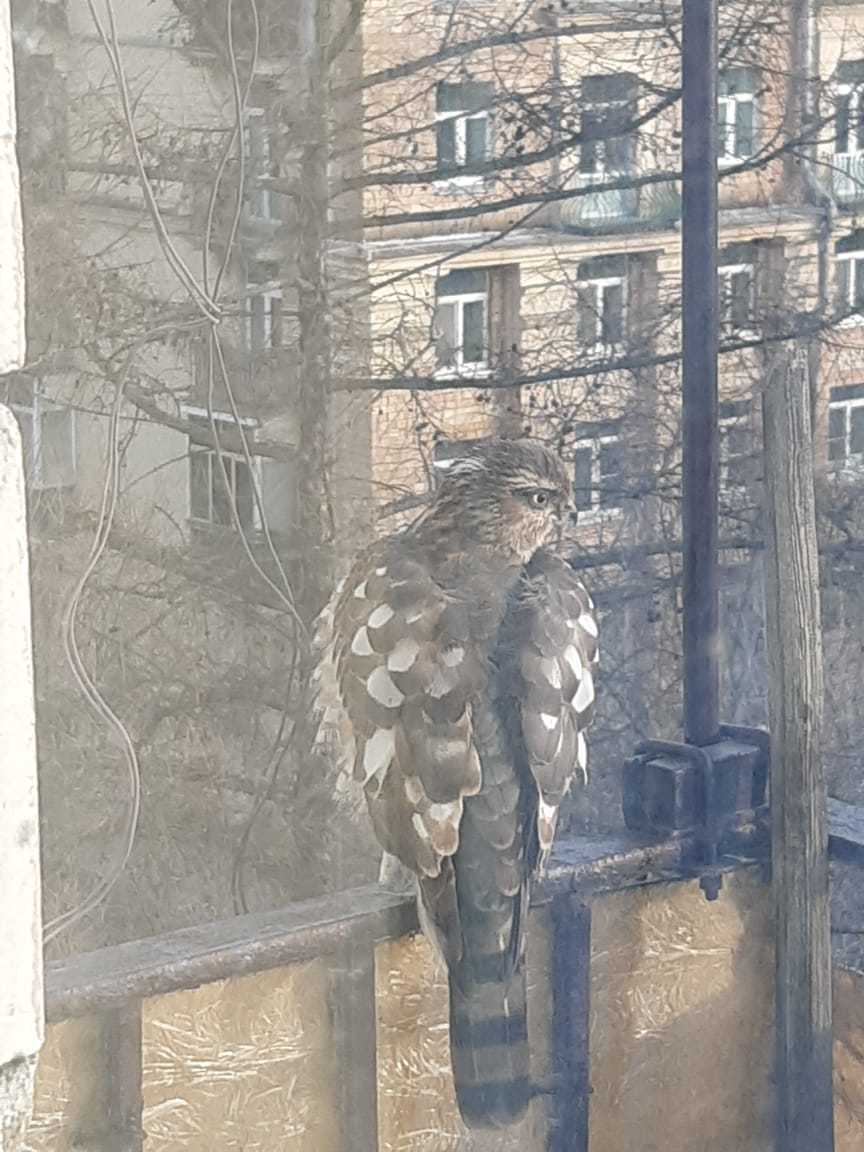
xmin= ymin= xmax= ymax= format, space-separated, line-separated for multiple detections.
xmin=430 ymin=438 xmax=574 ymax=561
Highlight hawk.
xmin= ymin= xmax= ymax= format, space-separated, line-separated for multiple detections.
xmin=312 ymin=438 xmax=599 ymax=1128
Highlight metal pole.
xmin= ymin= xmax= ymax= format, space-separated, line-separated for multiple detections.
xmin=681 ymin=0 xmax=720 ymax=746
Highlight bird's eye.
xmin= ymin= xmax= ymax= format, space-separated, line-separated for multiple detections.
xmin=529 ymin=490 xmax=549 ymax=508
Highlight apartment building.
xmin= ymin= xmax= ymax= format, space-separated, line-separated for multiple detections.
xmin=360 ymin=0 xmax=837 ymax=555
xmin=8 ymin=0 xmax=864 ymax=944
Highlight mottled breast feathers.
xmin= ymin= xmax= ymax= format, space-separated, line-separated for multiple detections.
xmin=312 ymin=543 xmax=599 ymax=886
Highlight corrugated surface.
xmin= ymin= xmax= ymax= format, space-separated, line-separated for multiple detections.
xmin=140 ymin=962 xmax=339 ymax=1152
xmin=375 ymin=914 xmax=552 ymax=1152
xmin=589 ymin=870 xmax=775 ymax=1152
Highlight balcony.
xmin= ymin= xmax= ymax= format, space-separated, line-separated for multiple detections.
xmin=827 ymin=152 xmax=864 ymax=206
xmin=561 ymin=173 xmax=681 ymax=232
xmin=23 ymin=797 xmax=864 ymax=1152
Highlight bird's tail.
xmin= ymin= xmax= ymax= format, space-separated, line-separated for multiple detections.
xmin=448 ymin=957 xmax=530 ymax=1128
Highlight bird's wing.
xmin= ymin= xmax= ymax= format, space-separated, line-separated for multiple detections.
xmin=503 ymin=550 xmax=599 ymax=857
xmin=323 ymin=548 xmax=486 ymax=896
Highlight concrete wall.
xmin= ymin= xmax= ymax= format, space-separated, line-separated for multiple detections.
xmin=0 ymin=0 xmax=40 ymax=1142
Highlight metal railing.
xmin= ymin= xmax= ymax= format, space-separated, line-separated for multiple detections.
xmin=35 ymin=799 xmax=864 ymax=1152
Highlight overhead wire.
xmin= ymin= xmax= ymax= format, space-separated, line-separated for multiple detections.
xmin=49 ymin=0 xmax=307 ymax=942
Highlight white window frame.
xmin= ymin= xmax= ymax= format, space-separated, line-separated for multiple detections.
xmin=828 ymin=392 xmax=864 ymax=471
xmin=245 ymin=279 xmax=283 ymax=351
xmin=245 ymin=107 xmax=277 ymax=222
xmin=10 ymin=383 xmax=76 ymax=490
xmin=718 ymin=260 xmax=757 ymax=339
xmin=836 ymin=81 xmax=864 ymax=158
xmin=835 ymin=247 xmax=864 ymax=327
xmin=718 ymin=81 xmax=756 ymax=166
xmin=434 ymin=282 xmax=490 ymax=378
xmin=579 ymin=274 xmax=627 ymax=357
xmin=719 ymin=404 xmax=752 ymax=495
xmin=434 ymin=107 xmax=490 ymax=192
xmin=573 ymin=432 xmax=624 ymax=523
xmin=183 ymin=406 xmax=262 ymax=532
xmin=579 ymin=96 xmax=635 ymax=180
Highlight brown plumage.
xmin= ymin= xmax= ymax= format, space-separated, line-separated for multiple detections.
xmin=312 ymin=438 xmax=599 ymax=1129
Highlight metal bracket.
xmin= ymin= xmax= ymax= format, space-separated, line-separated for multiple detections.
xmin=623 ymin=726 xmax=770 ymax=902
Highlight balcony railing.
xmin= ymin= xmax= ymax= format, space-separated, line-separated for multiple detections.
xmin=827 ymin=152 xmax=864 ymax=205
xmin=561 ymin=173 xmax=681 ymax=231
xmin=22 ymin=797 xmax=864 ymax=1152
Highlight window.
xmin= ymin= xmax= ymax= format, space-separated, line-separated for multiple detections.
xmin=577 ymin=255 xmax=627 ymax=353
xmin=573 ymin=424 xmax=624 ymax=515
xmin=434 ymin=268 xmax=488 ymax=374
xmin=185 ymin=409 xmax=259 ymax=532
xmin=719 ymin=400 xmax=759 ymax=492
xmin=835 ymin=233 xmax=864 ymax=322
xmin=245 ymin=108 xmax=278 ymax=221
xmin=718 ymin=68 xmax=757 ymax=163
xmin=7 ymin=377 xmax=76 ymax=490
xmin=579 ymin=73 xmax=637 ymax=177
xmin=245 ymin=263 xmax=282 ymax=352
xmin=436 ymin=81 xmax=493 ymax=185
xmin=828 ymin=384 xmax=864 ymax=467
xmin=718 ymin=245 xmax=756 ymax=336
xmin=836 ymin=61 xmax=864 ymax=156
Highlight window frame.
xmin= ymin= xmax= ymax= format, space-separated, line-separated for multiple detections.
xmin=718 ymin=71 xmax=757 ymax=165
xmin=245 ymin=274 xmax=283 ymax=352
xmin=718 ymin=259 xmax=757 ymax=339
xmin=183 ymin=406 xmax=262 ymax=533
xmin=245 ymin=107 xmax=278 ymax=222
xmin=579 ymin=75 xmax=637 ymax=179
xmin=718 ymin=400 xmax=757 ymax=496
xmin=835 ymin=244 xmax=864 ymax=327
xmin=434 ymin=82 xmax=492 ymax=193
xmin=572 ymin=429 xmax=624 ymax=522
xmin=434 ymin=271 xmax=490 ymax=378
xmin=836 ymin=79 xmax=864 ymax=158
xmin=827 ymin=386 xmax=864 ymax=470
xmin=9 ymin=381 xmax=77 ymax=491
xmin=578 ymin=272 xmax=627 ymax=356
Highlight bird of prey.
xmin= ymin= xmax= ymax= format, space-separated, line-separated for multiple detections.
xmin=312 ymin=437 xmax=599 ymax=1128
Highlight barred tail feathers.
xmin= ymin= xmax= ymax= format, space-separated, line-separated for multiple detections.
xmin=448 ymin=959 xmax=530 ymax=1128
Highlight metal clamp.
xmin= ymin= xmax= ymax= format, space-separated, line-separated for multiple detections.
xmin=623 ymin=726 xmax=770 ymax=903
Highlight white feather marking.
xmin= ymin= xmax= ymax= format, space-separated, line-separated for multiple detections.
xmin=564 ymin=644 xmax=583 ymax=680
xmin=351 ymin=626 xmax=374 ymax=657
xmin=368 ymin=604 xmax=395 ymax=629
xmin=412 ymin=812 xmax=431 ymax=843
xmin=366 ymin=666 xmax=404 ymax=708
xmin=427 ymin=801 xmax=456 ymax=824
xmin=428 ymin=667 xmax=454 ymax=699
xmin=404 ymin=776 xmax=425 ymax=804
xmin=578 ymin=611 xmax=599 ymax=638
xmin=353 ymin=580 xmax=368 ymax=599
xmin=539 ymin=798 xmax=557 ymax=823
xmin=541 ymin=712 xmax=559 ymax=731
xmin=375 ymin=566 xmax=387 ymax=576
xmin=442 ymin=645 xmax=464 ymax=668
xmin=388 ymin=637 xmax=420 ymax=672
xmin=362 ymin=728 xmax=395 ymax=782
xmin=540 ymin=657 xmax=562 ymax=689
xmin=405 ymin=608 xmax=425 ymax=624
xmin=577 ymin=731 xmax=588 ymax=781
xmin=572 ymin=672 xmax=595 ymax=714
